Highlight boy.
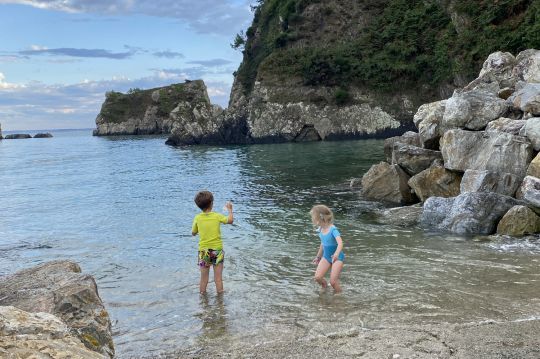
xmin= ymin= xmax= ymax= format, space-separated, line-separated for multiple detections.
xmin=191 ymin=190 xmax=233 ymax=294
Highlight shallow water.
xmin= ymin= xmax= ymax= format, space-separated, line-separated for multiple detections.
xmin=1 ymin=130 xmax=539 ymax=357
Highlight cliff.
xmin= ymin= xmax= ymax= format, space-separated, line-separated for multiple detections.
xmin=93 ymin=80 xmax=222 ymax=136
xmin=168 ymin=0 xmax=540 ymax=145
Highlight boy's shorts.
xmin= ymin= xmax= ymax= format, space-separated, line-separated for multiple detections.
xmin=198 ymin=249 xmax=224 ymax=268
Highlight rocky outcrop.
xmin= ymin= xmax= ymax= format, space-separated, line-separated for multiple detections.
xmin=497 ymin=205 xmax=540 ymax=237
xmin=408 ymin=162 xmax=462 ymax=202
xmin=360 ymin=162 xmax=417 ymax=205
xmin=0 ymin=122 xmax=2 ymax=139
xmin=94 ymin=80 xmax=221 ymax=137
xmin=0 ymin=260 xmax=114 ymax=357
xmin=375 ymin=205 xmax=423 ymax=227
xmin=383 ymin=131 xmax=420 ymax=163
xmin=0 ymin=306 xmax=104 ymax=358
xmin=4 ymin=134 xmax=32 ymax=139
xmin=34 ymin=132 xmax=53 ymax=138
xmin=421 ymin=192 xmax=519 ymax=235
xmin=362 ymin=49 xmax=540 ymax=236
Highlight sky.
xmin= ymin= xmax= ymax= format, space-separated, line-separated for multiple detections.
xmin=0 ymin=0 xmax=252 ymax=130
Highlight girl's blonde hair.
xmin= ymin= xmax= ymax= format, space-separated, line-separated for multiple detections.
xmin=310 ymin=205 xmax=334 ymax=226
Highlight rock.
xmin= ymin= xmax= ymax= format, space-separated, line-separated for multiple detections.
xmin=442 ymin=89 xmax=508 ymax=131
xmin=497 ymin=205 xmax=540 ymax=236
xmin=0 ymin=260 xmax=114 ymax=357
xmin=408 ymin=163 xmax=462 ymax=202
xmin=376 ymin=205 xmax=423 ymax=227
xmin=391 ymin=143 xmax=442 ymax=176
xmin=383 ymin=131 xmax=420 ymax=162
xmin=361 ymin=162 xmax=417 ymax=205
xmin=0 ymin=306 xmax=104 ymax=359
xmin=413 ymin=100 xmax=446 ymax=149
xmin=441 ymin=129 xmax=533 ymax=178
xmin=4 ymin=133 xmax=32 ymax=139
xmin=33 ymin=132 xmax=53 ymax=138
xmin=0 ymin=122 xmax=2 ymax=139
xmin=527 ymin=153 xmax=540 ymax=178
xmin=518 ymin=117 xmax=540 ymax=150
xmin=350 ymin=178 xmax=362 ymax=188
xmin=513 ymin=49 xmax=540 ymax=84
xmin=516 ymin=176 xmax=540 ymax=212
xmin=485 ymin=117 xmax=526 ymax=135
xmin=471 ymin=51 xmax=517 ymax=90
xmin=498 ymin=87 xmax=515 ymax=100
xmin=94 ymin=80 xmax=220 ymax=137
xmin=421 ymin=192 xmax=519 ymax=235
xmin=509 ymin=83 xmax=540 ymax=116
xmin=460 ymin=169 xmax=520 ymax=197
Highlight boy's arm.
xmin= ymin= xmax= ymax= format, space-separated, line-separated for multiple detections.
xmin=191 ymin=219 xmax=198 ymax=236
xmin=225 ymin=201 xmax=234 ymax=224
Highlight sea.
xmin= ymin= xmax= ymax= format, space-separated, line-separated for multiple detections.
xmin=1 ymin=129 xmax=539 ymax=357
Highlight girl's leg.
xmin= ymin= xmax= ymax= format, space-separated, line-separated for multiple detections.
xmin=200 ymin=266 xmax=210 ymax=294
xmin=329 ymin=261 xmax=344 ymax=293
xmin=213 ymin=263 xmax=224 ymax=294
xmin=314 ymin=258 xmax=331 ymax=288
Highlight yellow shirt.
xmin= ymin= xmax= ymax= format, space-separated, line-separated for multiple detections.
xmin=192 ymin=212 xmax=228 ymax=250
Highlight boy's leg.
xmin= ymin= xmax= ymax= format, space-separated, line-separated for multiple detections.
xmin=200 ymin=266 xmax=210 ymax=294
xmin=329 ymin=261 xmax=344 ymax=293
xmin=213 ymin=263 xmax=224 ymax=294
xmin=314 ymin=258 xmax=331 ymax=288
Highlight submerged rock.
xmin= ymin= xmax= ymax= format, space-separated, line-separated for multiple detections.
xmin=0 ymin=306 xmax=104 ymax=358
xmin=460 ymin=169 xmax=520 ymax=197
xmin=4 ymin=134 xmax=32 ymax=139
xmin=408 ymin=163 xmax=462 ymax=202
xmin=0 ymin=260 xmax=114 ymax=357
xmin=361 ymin=162 xmax=417 ymax=205
xmin=441 ymin=129 xmax=533 ymax=178
xmin=33 ymin=132 xmax=53 ymax=138
xmin=421 ymin=192 xmax=519 ymax=235
xmin=497 ymin=205 xmax=540 ymax=236
xmin=376 ymin=205 xmax=423 ymax=227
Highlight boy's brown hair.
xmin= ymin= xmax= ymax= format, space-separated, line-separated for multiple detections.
xmin=194 ymin=190 xmax=213 ymax=211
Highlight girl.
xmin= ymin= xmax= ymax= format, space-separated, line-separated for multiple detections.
xmin=310 ymin=205 xmax=345 ymax=293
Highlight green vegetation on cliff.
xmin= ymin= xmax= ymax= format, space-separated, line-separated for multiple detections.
xmin=234 ymin=0 xmax=540 ymax=95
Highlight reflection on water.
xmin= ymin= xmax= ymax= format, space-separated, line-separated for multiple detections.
xmin=0 ymin=130 xmax=539 ymax=357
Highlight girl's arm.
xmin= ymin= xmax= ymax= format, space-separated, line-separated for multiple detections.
xmin=331 ymin=236 xmax=343 ymax=263
xmin=312 ymin=244 xmax=323 ymax=264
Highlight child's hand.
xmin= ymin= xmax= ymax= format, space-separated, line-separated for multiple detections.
xmin=225 ymin=201 xmax=233 ymax=211
xmin=331 ymin=254 xmax=338 ymax=263
xmin=312 ymin=256 xmax=321 ymax=265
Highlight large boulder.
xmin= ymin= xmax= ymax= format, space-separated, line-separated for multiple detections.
xmin=485 ymin=117 xmax=526 ymax=135
xmin=497 ymin=205 xmax=540 ymax=237
xmin=376 ymin=205 xmax=423 ymax=227
xmin=442 ymin=89 xmax=508 ymax=131
xmin=516 ymin=176 xmax=540 ymax=212
xmin=441 ymin=129 xmax=533 ymax=178
xmin=0 ymin=306 xmax=104 ymax=358
xmin=460 ymin=169 xmax=520 ymax=197
xmin=408 ymin=162 xmax=462 ymax=202
xmin=519 ymin=117 xmax=540 ymax=150
xmin=383 ymin=131 xmax=420 ymax=163
xmin=391 ymin=143 xmax=442 ymax=176
xmin=509 ymin=83 xmax=540 ymax=116
xmin=413 ymin=100 xmax=446 ymax=149
xmin=513 ymin=49 xmax=540 ymax=84
xmin=361 ymin=162 xmax=417 ymax=205
xmin=33 ymin=132 xmax=53 ymax=138
xmin=421 ymin=192 xmax=519 ymax=235
xmin=527 ymin=153 xmax=540 ymax=178
xmin=0 ymin=261 xmax=114 ymax=357
xmin=466 ymin=51 xmax=517 ymax=90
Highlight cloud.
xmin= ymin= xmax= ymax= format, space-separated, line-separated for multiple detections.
xmin=153 ymin=50 xmax=184 ymax=59
xmin=2 ymin=0 xmax=252 ymax=36
xmin=19 ymin=46 xmax=137 ymax=59
xmin=186 ymin=58 xmax=232 ymax=67
xmin=0 ymin=70 xmax=232 ymax=130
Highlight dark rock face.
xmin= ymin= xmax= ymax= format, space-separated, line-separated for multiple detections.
xmin=391 ymin=143 xmax=442 ymax=176
xmin=361 ymin=162 xmax=417 ymax=205
xmin=33 ymin=132 xmax=53 ymax=138
xmin=4 ymin=134 xmax=32 ymax=139
xmin=0 ymin=260 xmax=114 ymax=357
